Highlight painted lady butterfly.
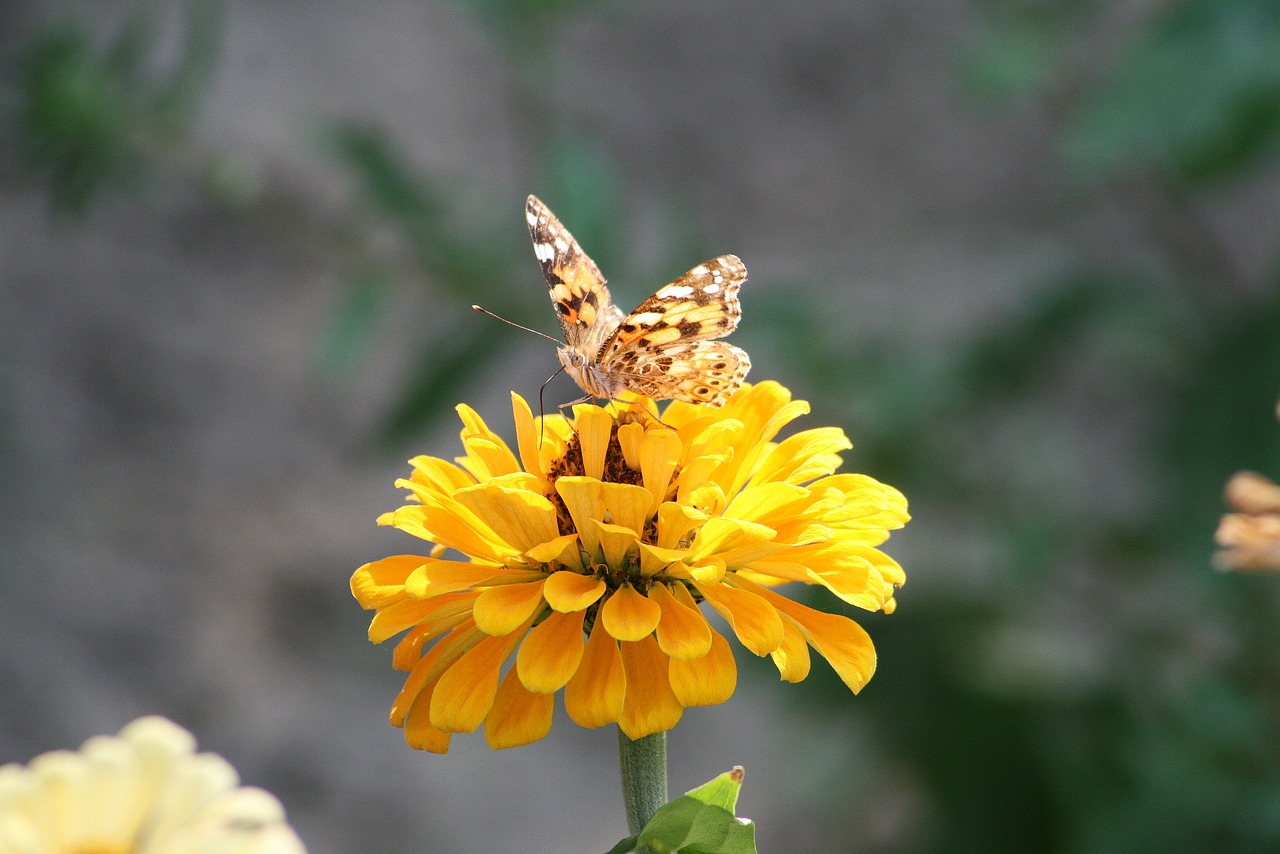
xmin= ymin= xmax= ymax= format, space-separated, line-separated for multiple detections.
xmin=525 ymin=195 xmax=750 ymax=407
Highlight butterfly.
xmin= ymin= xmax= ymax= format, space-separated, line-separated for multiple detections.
xmin=525 ymin=195 xmax=750 ymax=407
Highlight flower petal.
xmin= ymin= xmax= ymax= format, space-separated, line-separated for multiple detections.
xmin=601 ymin=482 xmax=654 ymax=539
xmin=618 ymin=635 xmax=683 ymax=740
xmin=564 ymin=620 xmax=625 ymax=728
xmin=737 ymin=576 xmax=876 ymax=693
xmin=430 ymin=628 xmax=526 ymax=733
xmin=694 ymin=580 xmax=784 ymax=656
xmin=516 ymin=609 xmax=586 ymax=693
xmin=453 ymin=483 xmax=560 ymax=554
xmin=351 ymin=555 xmax=424 ymax=609
xmin=650 ymin=582 xmax=713 ymax=660
xmin=525 ymin=533 xmax=586 ymax=572
xmin=687 ymin=517 xmax=776 ymax=563
xmin=574 ymin=404 xmax=614 ymax=480
xmin=669 ymin=628 xmax=737 ymax=706
xmin=472 ymin=580 xmax=547 ymax=636
xmin=386 ymin=495 xmax=519 ymax=564
xmin=770 ymin=614 xmax=813 ymax=683
xmin=616 ymin=421 xmax=646 ymax=469
xmin=600 ymin=583 xmax=662 ymax=642
xmin=543 ymin=570 xmax=606 ymax=612
xmin=556 ymin=477 xmax=606 ymax=559
xmin=593 ymin=520 xmax=640 ymax=570
xmin=369 ymin=591 xmax=474 ymax=644
xmin=404 ymin=561 xmax=543 ymax=599
xmin=640 ymin=428 xmax=683 ymax=513
xmin=485 ymin=667 xmax=555 ymax=750
xmin=655 ymin=502 xmax=705 ymax=550
xmin=511 ymin=393 xmax=548 ymax=486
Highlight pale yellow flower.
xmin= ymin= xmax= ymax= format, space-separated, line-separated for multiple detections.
xmin=0 ymin=717 xmax=305 ymax=854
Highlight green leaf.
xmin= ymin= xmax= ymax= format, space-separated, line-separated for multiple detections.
xmin=634 ymin=768 xmax=757 ymax=854
xmin=602 ymin=836 xmax=640 ymax=854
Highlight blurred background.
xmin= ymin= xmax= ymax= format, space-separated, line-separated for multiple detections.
xmin=3 ymin=0 xmax=1280 ymax=851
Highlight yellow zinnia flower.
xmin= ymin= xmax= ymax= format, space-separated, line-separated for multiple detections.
xmin=352 ymin=381 xmax=908 ymax=753
xmin=0 ymin=716 xmax=306 ymax=853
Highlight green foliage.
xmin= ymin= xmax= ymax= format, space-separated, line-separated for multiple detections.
xmin=608 ymin=768 xmax=757 ymax=854
xmin=13 ymin=1 xmax=221 ymax=212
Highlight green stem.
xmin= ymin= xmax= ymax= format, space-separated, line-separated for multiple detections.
xmin=617 ymin=728 xmax=668 ymax=842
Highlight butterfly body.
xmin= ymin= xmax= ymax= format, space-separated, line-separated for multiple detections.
xmin=525 ymin=195 xmax=750 ymax=407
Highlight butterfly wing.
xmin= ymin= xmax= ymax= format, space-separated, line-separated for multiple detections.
xmin=598 ymin=255 xmax=746 ymax=361
xmin=600 ymin=255 xmax=750 ymax=406
xmin=612 ymin=340 xmax=751 ymax=406
xmin=525 ymin=195 xmax=623 ymax=352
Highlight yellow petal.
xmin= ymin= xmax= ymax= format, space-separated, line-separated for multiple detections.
xmin=677 ymin=455 xmax=728 ymax=505
xmin=600 ymin=583 xmax=661 ymax=642
xmin=601 ymin=482 xmax=654 ymax=538
xmin=687 ymin=517 xmax=776 ymax=563
xmin=640 ymin=428 xmax=683 ymax=513
xmin=458 ymin=436 xmax=520 ymax=482
xmin=396 ymin=620 xmax=483 ymax=728
xmin=543 ymin=570 xmax=606 ymax=612
xmin=749 ymin=427 xmax=852 ymax=486
xmin=655 ymin=502 xmax=704 ymax=550
xmin=556 ymin=477 xmax=605 ymax=558
xmin=722 ymin=482 xmax=811 ymax=525
xmin=351 ymin=555 xmax=424 ymax=609
xmin=516 ymin=609 xmax=586 ymax=693
xmin=511 ymin=392 xmax=548 ymax=486
xmin=369 ymin=592 xmax=473 ymax=644
xmin=616 ymin=421 xmax=646 ymax=469
xmin=573 ymin=404 xmax=614 ymax=480
xmin=638 ymin=543 xmax=687 ymax=577
xmin=618 ymin=635 xmax=683 ymax=740
xmin=770 ymin=614 xmax=813 ymax=683
xmin=650 ymin=582 xmax=712 ymax=660
xmin=669 ymin=629 xmax=737 ymax=706
xmin=472 ymin=580 xmax=547 ymax=636
xmin=593 ymin=520 xmax=640 ymax=569
xmin=429 ymin=632 xmax=520 ymax=733
xmin=738 ymin=576 xmax=876 ymax=693
xmin=694 ymin=579 xmax=784 ymax=656
xmin=525 ymin=533 xmax=586 ymax=572
xmin=453 ymin=483 xmax=560 ymax=553
xmin=564 ymin=620 xmax=625 ymax=728
xmin=387 ymin=494 xmax=519 ymax=564
xmin=484 ymin=667 xmax=555 ymax=750
xmin=682 ymin=482 xmax=727 ymax=517
xmin=405 ymin=454 xmax=475 ymax=496
xmin=404 ymin=561 xmax=543 ymax=600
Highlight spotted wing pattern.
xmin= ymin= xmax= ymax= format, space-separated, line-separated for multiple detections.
xmin=525 ymin=194 xmax=750 ymax=406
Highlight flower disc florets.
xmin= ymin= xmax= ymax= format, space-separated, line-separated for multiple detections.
xmin=352 ymin=381 xmax=908 ymax=752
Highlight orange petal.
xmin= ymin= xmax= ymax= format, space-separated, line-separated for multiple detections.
xmin=516 ymin=609 xmax=586 ymax=693
xmin=650 ymin=582 xmax=712 ymax=660
xmin=655 ymin=502 xmax=705 ymax=550
xmin=564 ymin=619 xmax=625 ymax=728
xmin=593 ymin=520 xmax=641 ymax=569
xmin=543 ymin=570 xmax=606 ymax=612
xmin=694 ymin=580 xmax=784 ymax=656
xmin=669 ymin=629 xmax=737 ymax=707
xmin=429 ymin=628 xmax=525 ymax=733
xmin=600 ymin=583 xmax=662 ymax=642
xmin=369 ymin=591 xmax=474 ymax=644
xmin=770 ymin=614 xmax=813 ymax=683
xmin=738 ymin=576 xmax=876 ymax=693
xmin=351 ymin=555 xmax=424 ymax=609
xmin=485 ymin=667 xmax=555 ymax=749
xmin=618 ymin=634 xmax=683 ymax=740
xmin=472 ymin=580 xmax=547 ymax=636
xmin=404 ymin=561 xmax=543 ymax=600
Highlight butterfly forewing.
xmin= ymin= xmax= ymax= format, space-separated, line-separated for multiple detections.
xmin=525 ymin=195 xmax=623 ymax=352
xmin=524 ymin=194 xmax=751 ymax=406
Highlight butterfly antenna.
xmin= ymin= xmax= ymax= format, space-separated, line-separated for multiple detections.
xmin=537 ymin=365 xmax=568 ymax=447
xmin=472 ymin=305 xmax=563 ymax=346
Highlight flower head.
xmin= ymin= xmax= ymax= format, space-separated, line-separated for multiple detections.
xmin=352 ymin=381 xmax=909 ymax=752
xmin=0 ymin=716 xmax=306 ymax=854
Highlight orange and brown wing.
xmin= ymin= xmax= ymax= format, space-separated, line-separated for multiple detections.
xmin=526 ymin=195 xmax=623 ymax=351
